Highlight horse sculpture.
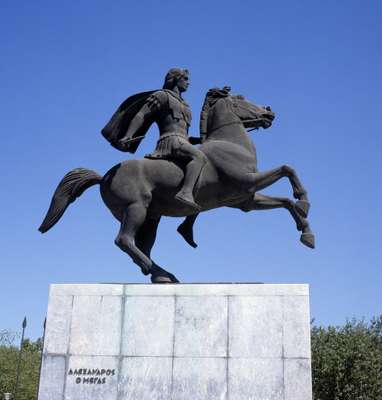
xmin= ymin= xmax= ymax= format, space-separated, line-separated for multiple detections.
xmin=39 ymin=89 xmax=314 ymax=283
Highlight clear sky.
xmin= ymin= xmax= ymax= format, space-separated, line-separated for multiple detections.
xmin=1 ymin=0 xmax=381 ymax=340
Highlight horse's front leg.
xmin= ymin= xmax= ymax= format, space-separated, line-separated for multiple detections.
xmin=250 ymin=165 xmax=310 ymax=218
xmin=236 ymin=193 xmax=315 ymax=249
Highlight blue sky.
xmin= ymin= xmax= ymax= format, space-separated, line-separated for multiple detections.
xmin=1 ymin=0 xmax=381 ymax=339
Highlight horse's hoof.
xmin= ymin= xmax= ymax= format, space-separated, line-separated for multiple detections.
xmin=151 ymin=275 xmax=174 ymax=284
xmin=150 ymin=263 xmax=180 ymax=284
xmin=151 ymin=274 xmax=180 ymax=284
xmin=296 ymin=200 xmax=310 ymax=218
xmin=300 ymin=233 xmax=315 ymax=249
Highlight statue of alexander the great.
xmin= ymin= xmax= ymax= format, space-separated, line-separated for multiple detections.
xmin=39 ymin=68 xmax=314 ymax=283
xmin=102 ymin=68 xmax=205 ymax=212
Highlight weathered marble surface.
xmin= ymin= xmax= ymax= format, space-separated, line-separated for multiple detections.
xmin=39 ymin=283 xmax=312 ymax=400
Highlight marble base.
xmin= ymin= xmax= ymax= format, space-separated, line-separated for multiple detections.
xmin=38 ymin=283 xmax=312 ymax=400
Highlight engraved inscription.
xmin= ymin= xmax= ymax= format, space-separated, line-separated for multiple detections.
xmin=67 ymin=368 xmax=116 ymax=385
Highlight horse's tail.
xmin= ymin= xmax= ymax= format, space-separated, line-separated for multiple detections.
xmin=38 ymin=168 xmax=103 ymax=233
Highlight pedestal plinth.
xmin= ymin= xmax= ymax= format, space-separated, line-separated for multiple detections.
xmin=38 ymin=283 xmax=312 ymax=400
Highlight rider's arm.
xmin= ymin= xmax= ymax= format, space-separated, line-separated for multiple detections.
xmin=123 ymin=107 xmax=148 ymax=139
xmin=119 ymin=91 xmax=166 ymax=148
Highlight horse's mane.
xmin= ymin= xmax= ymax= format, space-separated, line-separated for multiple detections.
xmin=200 ymin=86 xmax=231 ymax=137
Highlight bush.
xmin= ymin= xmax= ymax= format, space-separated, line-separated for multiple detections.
xmin=311 ymin=316 xmax=382 ymax=400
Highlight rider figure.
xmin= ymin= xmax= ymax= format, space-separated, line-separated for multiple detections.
xmin=116 ymin=68 xmax=205 ymax=211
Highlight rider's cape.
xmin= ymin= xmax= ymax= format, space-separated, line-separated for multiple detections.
xmin=101 ymin=90 xmax=158 ymax=153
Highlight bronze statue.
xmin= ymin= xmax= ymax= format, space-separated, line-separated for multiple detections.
xmin=39 ymin=68 xmax=314 ymax=283
xmin=103 ymin=68 xmax=205 ymax=211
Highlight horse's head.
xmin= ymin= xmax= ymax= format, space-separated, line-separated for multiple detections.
xmin=201 ymin=87 xmax=275 ymax=139
xmin=230 ymin=94 xmax=275 ymax=130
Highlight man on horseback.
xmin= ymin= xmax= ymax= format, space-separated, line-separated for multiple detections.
xmin=40 ymin=79 xmax=314 ymax=284
xmin=102 ymin=68 xmax=205 ymax=211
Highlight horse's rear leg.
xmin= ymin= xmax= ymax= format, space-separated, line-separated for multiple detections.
xmin=250 ymin=166 xmax=310 ymax=218
xmin=114 ymin=203 xmax=153 ymax=276
xmin=238 ymin=193 xmax=315 ymax=249
xmin=135 ymin=217 xmax=161 ymax=259
xmin=135 ymin=217 xmax=179 ymax=283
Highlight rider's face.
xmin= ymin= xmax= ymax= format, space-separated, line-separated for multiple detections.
xmin=177 ymin=74 xmax=190 ymax=93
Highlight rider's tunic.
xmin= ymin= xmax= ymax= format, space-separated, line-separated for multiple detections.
xmin=145 ymin=90 xmax=192 ymax=159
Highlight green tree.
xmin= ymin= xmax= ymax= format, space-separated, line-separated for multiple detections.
xmin=0 ymin=330 xmax=42 ymax=400
xmin=311 ymin=316 xmax=382 ymax=400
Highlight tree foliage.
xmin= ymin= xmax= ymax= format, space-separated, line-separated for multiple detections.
xmin=311 ymin=316 xmax=382 ymax=400
xmin=0 ymin=330 xmax=42 ymax=400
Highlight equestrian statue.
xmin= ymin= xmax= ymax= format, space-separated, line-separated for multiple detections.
xmin=39 ymin=68 xmax=315 ymax=283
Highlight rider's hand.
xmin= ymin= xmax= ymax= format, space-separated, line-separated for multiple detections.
xmin=114 ymin=138 xmax=131 ymax=152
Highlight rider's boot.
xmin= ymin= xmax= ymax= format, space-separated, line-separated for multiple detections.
xmin=175 ymin=190 xmax=201 ymax=211
xmin=177 ymin=214 xmax=199 ymax=248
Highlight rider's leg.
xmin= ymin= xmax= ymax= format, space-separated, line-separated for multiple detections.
xmin=175 ymin=143 xmax=206 ymax=210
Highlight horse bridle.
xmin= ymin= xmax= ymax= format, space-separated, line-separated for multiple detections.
xmin=207 ymin=97 xmax=263 ymax=134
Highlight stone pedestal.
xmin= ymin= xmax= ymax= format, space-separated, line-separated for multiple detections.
xmin=38 ymin=283 xmax=312 ymax=400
